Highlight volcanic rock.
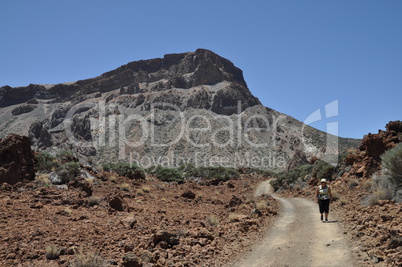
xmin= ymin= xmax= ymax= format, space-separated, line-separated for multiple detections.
xmin=0 ymin=134 xmax=35 ymax=184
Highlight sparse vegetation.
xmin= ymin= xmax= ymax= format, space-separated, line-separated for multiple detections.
xmin=120 ymin=183 xmax=130 ymax=191
xmin=154 ymin=166 xmax=185 ymax=183
xmin=256 ymin=201 xmax=268 ymax=211
xmin=228 ymin=213 xmax=241 ymax=222
xmin=58 ymin=161 xmax=80 ymax=184
xmin=70 ymin=250 xmax=110 ymax=267
xmin=35 ymin=150 xmax=80 ymax=184
xmin=381 ymin=143 xmax=402 ymax=188
xmin=36 ymin=152 xmax=56 ymax=171
xmin=87 ymin=196 xmax=102 ymax=206
xmin=331 ymin=189 xmax=340 ymax=201
xmin=45 ymin=244 xmax=60 ymax=260
xmin=136 ymin=188 xmax=144 ymax=196
xmin=270 ymin=160 xmax=334 ymax=191
xmin=206 ymin=215 xmax=219 ymax=226
xmin=102 ymin=162 xmax=146 ymax=180
xmin=189 ymin=166 xmax=240 ymax=181
xmin=35 ymin=173 xmax=51 ymax=185
xmin=142 ymin=185 xmax=151 ymax=193
xmin=348 ymin=178 xmax=359 ymax=189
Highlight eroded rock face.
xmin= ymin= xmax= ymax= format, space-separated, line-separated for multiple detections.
xmin=0 ymin=49 xmax=259 ymax=114
xmin=0 ymin=134 xmax=35 ymax=184
xmin=342 ymin=121 xmax=401 ymax=179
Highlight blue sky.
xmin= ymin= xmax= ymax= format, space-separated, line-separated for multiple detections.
xmin=1 ymin=0 xmax=401 ymax=139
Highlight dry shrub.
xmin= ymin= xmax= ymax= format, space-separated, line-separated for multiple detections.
xmin=331 ymin=189 xmax=340 ymax=201
xmin=142 ymin=185 xmax=151 ymax=193
xmin=245 ymin=194 xmax=255 ymax=204
xmin=87 ymin=196 xmax=102 ymax=206
xmin=367 ymin=188 xmax=393 ymax=206
xmin=120 ymin=183 xmax=130 ymax=191
xmin=136 ymin=189 xmax=144 ymax=196
xmin=361 ymin=179 xmax=373 ymax=190
xmin=206 ymin=215 xmax=219 ymax=226
xmin=36 ymin=173 xmax=51 ymax=185
xmin=64 ymin=207 xmax=73 ymax=215
xmin=348 ymin=179 xmax=359 ymax=189
xmin=256 ymin=201 xmax=268 ymax=211
xmin=228 ymin=213 xmax=241 ymax=223
xmin=339 ymin=199 xmax=347 ymax=206
xmin=70 ymin=250 xmax=110 ymax=267
xmin=109 ymin=175 xmax=117 ymax=183
xmin=45 ymin=244 xmax=60 ymax=260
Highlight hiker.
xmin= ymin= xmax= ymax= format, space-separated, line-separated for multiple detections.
xmin=316 ymin=178 xmax=332 ymax=222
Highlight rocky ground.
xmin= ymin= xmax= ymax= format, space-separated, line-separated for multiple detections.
xmin=0 ymin=174 xmax=278 ymax=267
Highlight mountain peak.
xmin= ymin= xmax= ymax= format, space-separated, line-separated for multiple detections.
xmin=0 ymin=49 xmax=257 ymax=111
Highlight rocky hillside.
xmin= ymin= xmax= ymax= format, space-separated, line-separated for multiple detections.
xmin=0 ymin=49 xmax=359 ymax=169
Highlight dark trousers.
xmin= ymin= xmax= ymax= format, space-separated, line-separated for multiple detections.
xmin=318 ymin=199 xmax=330 ymax=213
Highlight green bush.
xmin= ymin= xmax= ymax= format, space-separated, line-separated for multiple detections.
xmin=270 ymin=160 xmax=334 ymax=191
xmin=57 ymin=150 xmax=75 ymax=162
xmin=190 ymin=166 xmax=239 ymax=181
xmin=155 ymin=167 xmax=185 ymax=183
xmin=298 ymin=164 xmax=313 ymax=178
xmin=312 ymin=160 xmax=334 ymax=179
xmin=36 ymin=152 xmax=56 ymax=171
xmin=58 ymin=161 xmax=80 ymax=183
xmin=381 ymin=143 xmax=402 ymax=187
xmin=35 ymin=150 xmax=82 ymax=184
xmin=102 ymin=162 xmax=145 ymax=180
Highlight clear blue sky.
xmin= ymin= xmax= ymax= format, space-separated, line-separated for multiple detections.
xmin=1 ymin=0 xmax=401 ymax=139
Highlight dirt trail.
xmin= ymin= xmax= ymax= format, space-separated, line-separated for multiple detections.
xmin=232 ymin=180 xmax=355 ymax=267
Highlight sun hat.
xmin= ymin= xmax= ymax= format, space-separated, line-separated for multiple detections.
xmin=320 ymin=178 xmax=327 ymax=183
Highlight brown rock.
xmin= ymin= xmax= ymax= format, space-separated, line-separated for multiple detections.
xmin=109 ymin=195 xmax=125 ymax=211
xmin=0 ymin=134 xmax=36 ymax=184
xmin=181 ymin=190 xmax=196 ymax=199
xmin=122 ymin=253 xmax=142 ymax=267
xmin=68 ymin=177 xmax=93 ymax=197
xmin=227 ymin=195 xmax=243 ymax=207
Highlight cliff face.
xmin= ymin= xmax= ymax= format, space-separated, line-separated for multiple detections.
xmin=0 ymin=49 xmax=359 ymax=169
xmin=0 ymin=49 xmax=260 ymax=115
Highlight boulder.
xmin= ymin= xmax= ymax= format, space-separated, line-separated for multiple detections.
xmin=0 ymin=134 xmax=36 ymax=184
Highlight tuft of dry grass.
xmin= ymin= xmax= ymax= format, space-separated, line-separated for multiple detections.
xmin=136 ymin=189 xmax=144 ymax=196
xmin=120 ymin=183 xmax=130 ymax=191
xmin=367 ymin=188 xmax=393 ymax=206
xmin=45 ymin=244 xmax=60 ymax=260
xmin=36 ymin=173 xmax=51 ymax=185
xmin=206 ymin=215 xmax=219 ymax=226
xmin=64 ymin=207 xmax=73 ymax=215
xmin=331 ymin=189 xmax=340 ymax=201
xmin=87 ymin=196 xmax=102 ymax=206
xmin=228 ymin=213 xmax=241 ymax=223
xmin=255 ymin=201 xmax=268 ymax=211
xmin=142 ymin=185 xmax=151 ymax=193
xmin=361 ymin=179 xmax=373 ymax=191
xmin=339 ymin=199 xmax=347 ymax=206
xmin=348 ymin=179 xmax=359 ymax=189
xmin=245 ymin=194 xmax=255 ymax=204
xmin=70 ymin=250 xmax=110 ymax=267
xmin=109 ymin=175 xmax=117 ymax=183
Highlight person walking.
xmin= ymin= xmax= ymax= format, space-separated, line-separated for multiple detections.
xmin=316 ymin=178 xmax=332 ymax=222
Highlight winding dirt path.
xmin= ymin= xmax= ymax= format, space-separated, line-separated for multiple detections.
xmin=232 ymin=180 xmax=355 ymax=267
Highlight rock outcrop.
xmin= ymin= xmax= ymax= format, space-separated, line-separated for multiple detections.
xmin=0 ymin=134 xmax=36 ymax=184
xmin=342 ymin=120 xmax=401 ymax=179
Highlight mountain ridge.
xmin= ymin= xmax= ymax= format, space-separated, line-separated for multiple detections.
xmin=0 ymin=49 xmax=360 ymax=170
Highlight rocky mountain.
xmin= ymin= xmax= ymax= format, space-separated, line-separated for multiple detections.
xmin=0 ymin=49 xmax=359 ymax=170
